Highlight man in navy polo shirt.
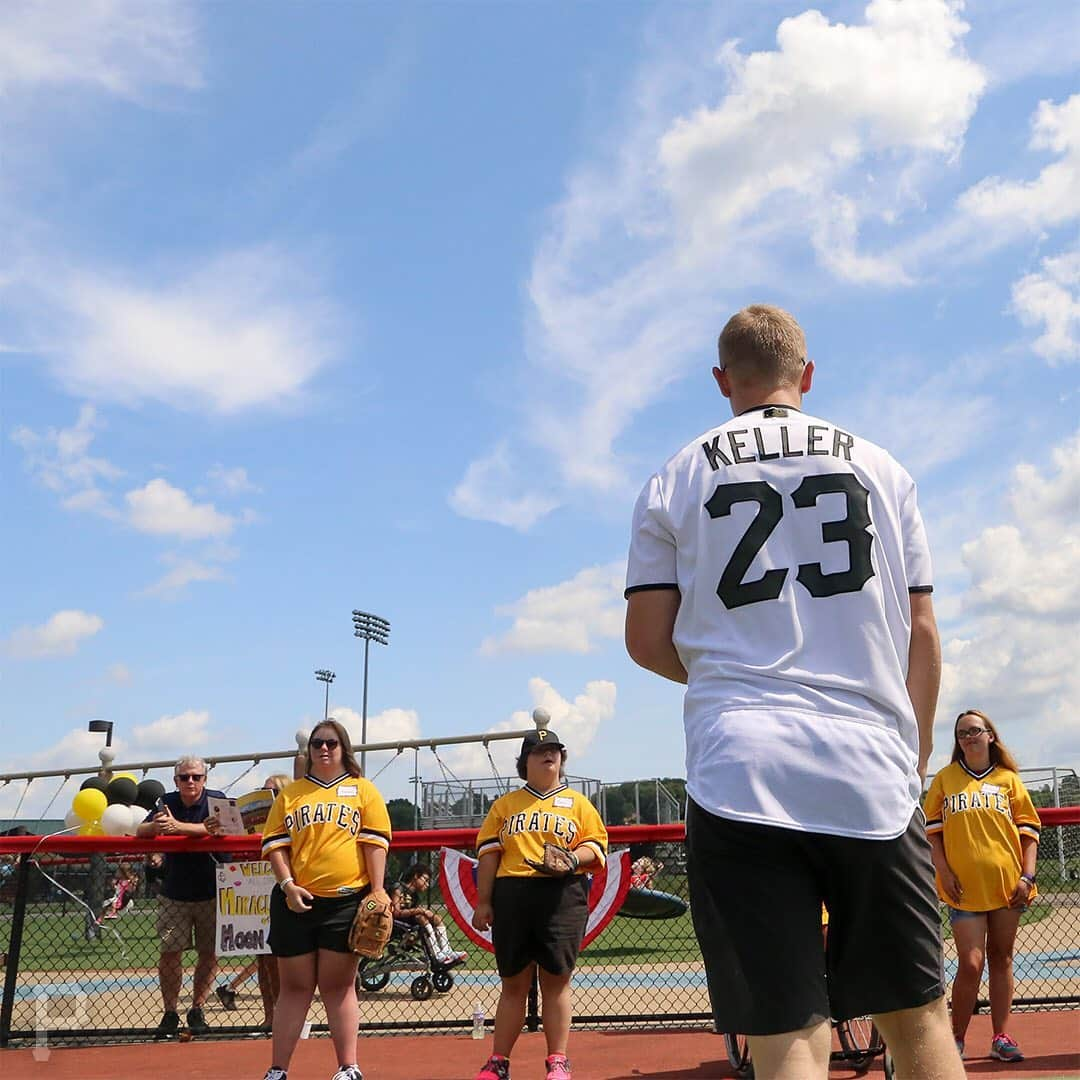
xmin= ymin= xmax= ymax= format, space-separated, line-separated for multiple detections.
xmin=137 ymin=755 xmax=224 ymax=1037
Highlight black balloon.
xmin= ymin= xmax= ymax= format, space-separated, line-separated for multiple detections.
xmin=106 ymin=776 xmax=138 ymax=806
xmin=79 ymin=776 xmax=109 ymax=794
xmin=135 ymin=778 xmax=166 ymax=811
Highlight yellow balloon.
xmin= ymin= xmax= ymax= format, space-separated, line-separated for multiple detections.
xmin=72 ymin=788 xmax=108 ymax=822
xmin=112 ymin=772 xmax=138 ymax=784
xmin=79 ymin=821 xmax=104 ymax=835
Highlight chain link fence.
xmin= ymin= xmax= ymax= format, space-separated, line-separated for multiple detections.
xmin=2 ymin=813 xmax=1078 ymax=1048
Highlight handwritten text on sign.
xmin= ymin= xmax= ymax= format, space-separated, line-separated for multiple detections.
xmin=215 ymin=861 xmax=274 ymax=956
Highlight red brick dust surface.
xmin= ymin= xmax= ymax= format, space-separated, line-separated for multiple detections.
xmin=1 ymin=1011 xmax=1077 ymax=1079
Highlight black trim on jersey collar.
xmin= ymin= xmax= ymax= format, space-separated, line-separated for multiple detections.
xmin=523 ymin=783 xmax=569 ymax=800
xmin=737 ymin=403 xmax=803 ymax=416
xmin=305 ymin=771 xmax=353 ymax=788
xmin=958 ymin=760 xmax=995 ymax=781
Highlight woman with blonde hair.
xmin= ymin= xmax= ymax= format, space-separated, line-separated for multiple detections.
xmin=925 ymin=710 xmax=1040 ymax=1062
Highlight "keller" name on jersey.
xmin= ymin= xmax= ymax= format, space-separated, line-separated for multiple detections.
xmin=702 ymin=424 xmax=855 ymax=471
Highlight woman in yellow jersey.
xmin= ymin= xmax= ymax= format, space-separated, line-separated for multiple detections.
xmin=925 ymin=710 xmax=1040 ymax=1064
xmin=260 ymin=720 xmax=391 ymax=1080
xmin=470 ymin=728 xmax=608 ymax=1080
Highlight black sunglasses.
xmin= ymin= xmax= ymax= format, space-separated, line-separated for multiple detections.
xmin=176 ymin=773 xmax=205 ymax=782
xmin=309 ymin=737 xmax=339 ymax=750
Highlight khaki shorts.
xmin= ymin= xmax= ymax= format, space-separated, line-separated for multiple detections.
xmin=156 ymin=896 xmax=216 ymax=953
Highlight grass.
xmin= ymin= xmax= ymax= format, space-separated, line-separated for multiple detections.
xmin=3 ymin=905 xmax=266 ymax=975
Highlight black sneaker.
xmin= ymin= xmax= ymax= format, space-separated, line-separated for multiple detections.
xmin=216 ymin=984 xmax=238 ymax=1010
xmin=187 ymin=1006 xmax=210 ymax=1035
xmin=154 ymin=1010 xmax=180 ymax=1039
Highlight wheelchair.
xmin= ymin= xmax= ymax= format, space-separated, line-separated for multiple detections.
xmin=724 ymin=1017 xmax=895 ymax=1078
xmin=355 ymin=918 xmax=465 ymax=1001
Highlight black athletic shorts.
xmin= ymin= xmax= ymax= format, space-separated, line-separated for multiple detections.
xmin=686 ymin=800 xmax=944 ymax=1035
xmin=268 ymin=886 xmax=366 ymax=957
xmin=491 ymin=875 xmax=589 ymax=978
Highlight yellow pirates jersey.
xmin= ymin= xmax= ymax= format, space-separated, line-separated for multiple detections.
xmin=262 ymin=772 xmax=391 ymax=897
xmin=477 ymin=783 xmax=607 ymax=879
xmin=925 ymin=761 xmax=1040 ymax=911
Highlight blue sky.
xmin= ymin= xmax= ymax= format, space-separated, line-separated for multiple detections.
xmin=2 ymin=0 xmax=1078 ymax=816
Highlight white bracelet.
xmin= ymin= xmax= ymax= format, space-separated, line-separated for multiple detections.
xmin=279 ymin=877 xmax=294 ymax=889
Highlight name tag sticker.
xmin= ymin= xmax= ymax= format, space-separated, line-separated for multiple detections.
xmin=337 ymin=784 xmax=358 ymax=797
xmin=553 ymin=797 xmax=573 ymax=808
xmin=981 ymin=783 xmax=999 ymax=795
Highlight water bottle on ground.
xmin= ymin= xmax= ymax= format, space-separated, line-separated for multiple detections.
xmin=471 ymin=1002 xmax=485 ymax=1039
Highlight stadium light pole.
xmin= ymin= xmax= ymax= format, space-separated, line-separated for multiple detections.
xmin=314 ymin=669 xmax=335 ymax=721
xmin=351 ymin=610 xmax=390 ymax=776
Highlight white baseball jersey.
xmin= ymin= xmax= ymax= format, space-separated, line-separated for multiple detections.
xmin=626 ymin=404 xmax=933 ymax=840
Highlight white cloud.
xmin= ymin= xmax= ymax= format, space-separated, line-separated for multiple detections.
xmin=10 ymin=403 xmax=121 ymax=501
xmin=452 ymin=0 xmax=988 ymax=523
xmin=1011 ymin=249 xmax=1080 ymax=364
xmin=30 ymin=247 xmax=340 ymax=414
xmin=207 ymin=464 xmax=260 ymax=495
xmin=481 ymin=562 xmax=626 ymax=655
xmin=131 ymin=709 xmax=211 ymax=751
xmin=328 ymin=706 xmax=422 ymax=747
xmin=1008 ymin=429 xmax=1080 ymax=525
xmin=140 ymin=555 xmax=228 ymax=597
xmin=125 ymin=478 xmax=234 ymax=540
xmin=935 ymin=428 xmax=1080 ymax=767
xmin=0 ymin=0 xmax=201 ymax=100
xmin=659 ymin=0 xmax=984 ymax=251
xmin=443 ymin=678 xmax=617 ymax=780
xmin=958 ymin=94 xmax=1080 ymax=232
xmin=3 ymin=609 xmax=104 ymax=659
xmin=449 ymin=444 xmax=561 ymax=531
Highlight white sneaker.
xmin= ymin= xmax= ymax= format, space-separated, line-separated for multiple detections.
xmin=331 ymin=1067 xmax=363 ymax=1080
xmin=263 ymin=1069 xmax=287 ymax=1080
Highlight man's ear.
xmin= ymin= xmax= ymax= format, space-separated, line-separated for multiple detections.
xmin=801 ymin=359 xmax=814 ymax=394
xmin=713 ymin=366 xmax=732 ymax=398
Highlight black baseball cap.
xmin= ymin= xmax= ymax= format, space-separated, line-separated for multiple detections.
xmin=520 ymin=728 xmax=565 ymax=755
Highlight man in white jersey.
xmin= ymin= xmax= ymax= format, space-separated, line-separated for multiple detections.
xmin=625 ymin=305 xmax=962 ymax=1080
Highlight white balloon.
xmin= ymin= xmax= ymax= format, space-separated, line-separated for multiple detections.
xmin=532 ymin=707 xmax=551 ymax=727
xmin=295 ymin=728 xmax=310 ymax=751
xmin=64 ymin=808 xmax=81 ymax=831
xmin=101 ymin=804 xmax=131 ymax=836
xmin=126 ymin=804 xmax=147 ymax=834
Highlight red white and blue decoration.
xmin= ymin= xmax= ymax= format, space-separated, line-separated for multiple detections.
xmin=439 ymin=847 xmax=632 ymax=953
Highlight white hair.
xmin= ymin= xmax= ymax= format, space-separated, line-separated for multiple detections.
xmin=174 ymin=755 xmax=207 ymax=776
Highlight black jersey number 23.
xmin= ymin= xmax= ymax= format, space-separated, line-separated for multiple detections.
xmin=704 ymin=473 xmax=874 ymax=609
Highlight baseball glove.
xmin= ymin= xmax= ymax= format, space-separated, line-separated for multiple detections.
xmin=348 ymin=889 xmax=393 ymax=958
xmin=524 ymin=843 xmax=580 ymax=877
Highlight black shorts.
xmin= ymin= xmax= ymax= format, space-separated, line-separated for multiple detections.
xmin=492 ymin=875 xmax=589 ymax=978
xmin=686 ymin=800 xmax=944 ymax=1035
xmin=269 ymin=887 xmax=364 ymax=957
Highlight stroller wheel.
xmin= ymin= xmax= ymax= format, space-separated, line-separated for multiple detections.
xmin=410 ymin=975 xmax=434 ymax=1001
xmin=432 ymin=970 xmax=453 ymax=993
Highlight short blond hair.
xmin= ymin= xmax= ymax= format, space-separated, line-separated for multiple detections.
xmin=718 ymin=304 xmax=806 ymax=387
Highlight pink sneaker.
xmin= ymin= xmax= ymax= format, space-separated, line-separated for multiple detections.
xmin=475 ymin=1055 xmax=510 ymax=1080
xmin=545 ymin=1054 xmax=572 ymax=1080
xmin=990 ymin=1032 xmax=1024 ymax=1062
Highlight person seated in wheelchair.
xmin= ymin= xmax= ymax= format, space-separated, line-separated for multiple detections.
xmin=392 ymin=863 xmax=467 ymax=967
